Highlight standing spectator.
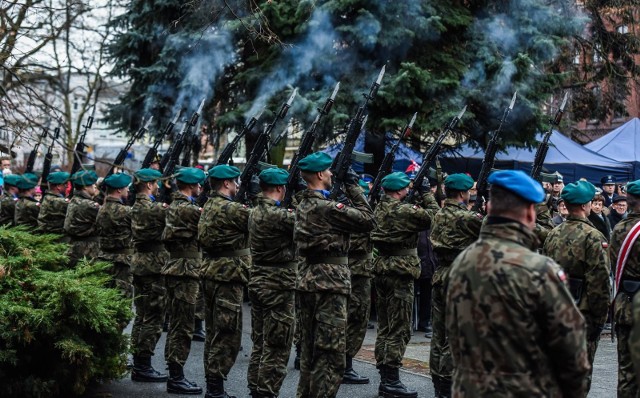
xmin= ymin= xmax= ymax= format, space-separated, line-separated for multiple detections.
xmin=552 ymin=198 xmax=568 ymax=226
xmin=608 ymin=195 xmax=628 ymax=228
xmin=1 ymin=156 xmax=11 ymax=174
xmin=601 ymin=175 xmax=616 ymax=207
xmin=588 ymin=194 xmax=612 ymax=241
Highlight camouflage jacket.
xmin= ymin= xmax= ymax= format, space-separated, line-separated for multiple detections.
xmin=37 ymin=193 xmax=69 ymax=234
xmin=248 ymin=193 xmax=296 ymax=290
xmin=430 ymin=199 xmax=483 ymax=265
xmin=14 ymin=195 xmax=40 ymax=229
xmin=294 ymin=184 xmax=375 ymax=294
xmin=611 ymin=211 xmax=640 ymax=326
xmin=161 ymin=192 xmax=201 ymax=278
xmin=63 ymin=190 xmax=100 ymax=238
xmin=131 ymin=193 xmax=168 ymax=275
xmin=534 ymin=202 xmax=555 ymax=242
xmin=543 ymin=215 xmax=611 ymax=327
xmin=96 ymin=196 xmax=132 ymax=265
xmin=198 ymin=191 xmax=251 ymax=282
xmin=446 ymin=220 xmax=589 ymax=397
xmin=348 ymin=231 xmax=374 ymax=277
xmin=0 ymin=193 xmax=18 ymax=226
xmin=630 ymin=293 xmax=640 ymax=384
xmin=371 ymin=193 xmax=440 ymax=278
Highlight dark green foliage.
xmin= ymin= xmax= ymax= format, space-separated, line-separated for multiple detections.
xmin=0 ymin=227 xmax=132 ymax=398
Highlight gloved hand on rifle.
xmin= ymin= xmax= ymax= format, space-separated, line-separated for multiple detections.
xmin=345 ymin=167 xmax=359 ymax=186
xmin=417 ymin=178 xmax=431 ymax=195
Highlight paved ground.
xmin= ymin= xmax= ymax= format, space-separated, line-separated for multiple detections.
xmin=88 ymin=303 xmax=617 ymax=397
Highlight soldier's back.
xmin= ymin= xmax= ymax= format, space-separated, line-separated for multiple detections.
xmin=38 ymin=193 xmax=69 ymax=234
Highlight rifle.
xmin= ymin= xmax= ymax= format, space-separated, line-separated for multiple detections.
xmin=369 ymin=112 xmax=417 ymax=207
xmin=106 ymin=116 xmax=153 ymax=177
xmin=41 ymin=122 xmax=62 ymax=185
xmin=162 ymin=99 xmax=205 ymax=179
xmin=329 ymin=65 xmax=385 ymax=200
xmin=405 ymin=106 xmax=467 ymax=203
xmin=216 ymin=108 xmax=264 ymax=166
xmin=472 ymin=91 xmax=517 ymax=213
xmin=530 ymin=92 xmax=569 ymax=182
xmin=142 ymin=112 xmax=179 ymax=170
xmin=234 ymin=88 xmax=297 ymax=203
xmin=71 ymin=106 xmax=96 ymax=175
xmin=283 ymin=82 xmax=340 ymax=207
xmin=25 ymin=125 xmax=50 ymax=173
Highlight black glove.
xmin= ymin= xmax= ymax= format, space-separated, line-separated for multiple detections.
xmin=417 ymin=178 xmax=430 ymax=194
xmin=345 ymin=167 xmax=359 ymax=186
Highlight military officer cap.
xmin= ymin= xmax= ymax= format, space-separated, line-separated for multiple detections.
xmin=134 ymin=168 xmax=162 ymax=182
xmin=561 ymin=180 xmax=596 ymax=205
xmin=381 ymin=172 xmax=411 ymax=191
xmin=209 ymin=164 xmax=241 ymax=180
xmin=359 ymin=179 xmax=370 ymax=195
xmin=626 ymin=180 xmax=640 ymax=196
xmin=488 ymin=170 xmax=545 ymax=203
xmin=601 ymin=175 xmax=616 ymax=185
xmin=612 ymin=194 xmax=627 ymax=204
xmin=71 ymin=170 xmax=98 ymax=186
xmin=16 ymin=173 xmax=38 ymax=190
xmin=3 ymin=174 xmax=21 ymax=187
xmin=104 ymin=173 xmax=132 ymax=189
xmin=175 ymin=167 xmax=206 ymax=185
xmin=444 ymin=173 xmax=474 ymax=191
xmin=299 ymin=152 xmax=333 ymax=172
xmin=47 ymin=171 xmax=70 ymax=185
xmin=259 ymin=167 xmax=289 ymax=185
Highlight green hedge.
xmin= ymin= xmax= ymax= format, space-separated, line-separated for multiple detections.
xmin=0 ymin=227 xmax=132 ymax=397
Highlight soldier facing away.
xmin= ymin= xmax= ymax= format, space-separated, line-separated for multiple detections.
xmin=37 ymin=172 xmax=70 ymax=238
xmin=14 ymin=173 xmax=41 ymax=229
xmin=446 ymin=170 xmax=590 ymax=397
xmin=63 ymin=170 xmax=101 ymax=267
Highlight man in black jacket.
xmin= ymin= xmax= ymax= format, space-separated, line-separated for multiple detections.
xmin=588 ymin=194 xmax=611 ymax=241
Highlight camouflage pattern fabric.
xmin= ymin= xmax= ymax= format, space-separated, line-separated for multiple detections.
xmin=0 ymin=193 xmax=17 ymax=226
xmin=534 ymin=201 xmax=555 ymax=242
xmin=63 ymin=190 xmax=100 ymax=267
xmin=131 ymin=274 xmax=166 ymax=358
xmin=346 ymin=275 xmax=371 ymax=358
xmin=164 ymin=276 xmax=199 ymax=366
xmin=195 ymin=283 xmax=205 ymax=322
xmin=37 ymin=193 xmax=69 ymax=234
xmin=629 ymin=293 xmax=640 ymax=389
xmin=446 ymin=220 xmax=590 ymax=397
xmin=374 ymin=275 xmax=413 ymax=368
xmin=14 ymin=195 xmax=40 ymax=228
xmin=97 ymin=196 xmax=133 ymax=299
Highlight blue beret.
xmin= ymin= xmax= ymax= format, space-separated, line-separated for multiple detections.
xmin=16 ymin=173 xmax=38 ymax=190
xmin=209 ymin=164 xmax=241 ymax=180
xmin=358 ymin=179 xmax=370 ymax=196
xmin=444 ymin=173 xmax=474 ymax=191
xmin=259 ymin=168 xmax=289 ymax=185
xmin=561 ymin=181 xmax=596 ymax=205
xmin=488 ymin=170 xmax=545 ymax=203
xmin=299 ymin=152 xmax=333 ymax=172
xmin=381 ymin=172 xmax=411 ymax=191
xmin=176 ymin=167 xmax=206 ymax=185
xmin=3 ymin=174 xmax=21 ymax=187
xmin=71 ymin=170 xmax=98 ymax=186
xmin=47 ymin=171 xmax=70 ymax=185
xmin=627 ymin=180 xmax=640 ymax=196
xmin=134 ymin=168 xmax=163 ymax=182
xmin=104 ymin=173 xmax=132 ymax=189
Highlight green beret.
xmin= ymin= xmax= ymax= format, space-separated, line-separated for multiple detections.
xmin=358 ymin=179 xmax=370 ymax=196
xmin=71 ymin=170 xmax=98 ymax=186
xmin=176 ymin=167 xmax=206 ymax=185
xmin=47 ymin=171 xmax=70 ymax=185
xmin=3 ymin=174 xmax=21 ymax=187
xmin=561 ymin=181 xmax=596 ymax=205
xmin=209 ymin=164 xmax=241 ymax=180
xmin=627 ymin=180 xmax=640 ymax=196
xmin=444 ymin=173 xmax=474 ymax=191
xmin=381 ymin=172 xmax=411 ymax=191
xmin=104 ymin=173 xmax=132 ymax=189
xmin=299 ymin=152 xmax=333 ymax=172
xmin=16 ymin=173 xmax=38 ymax=190
xmin=134 ymin=168 xmax=163 ymax=182
xmin=259 ymin=168 xmax=289 ymax=185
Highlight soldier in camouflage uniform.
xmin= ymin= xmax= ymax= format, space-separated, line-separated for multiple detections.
xmin=96 ymin=173 xmax=134 ymax=299
xmin=37 ymin=172 xmax=70 ymax=238
xmin=0 ymin=174 xmax=20 ymax=226
xmin=294 ymin=152 xmax=375 ymax=398
xmin=429 ymin=173 xmax=483 ymax=397
xmin=161 ymin=167 xmax=205 ymax=395
xmin=611 ymin=179 xmax=640 ymax=398
xmin=197 ymin=164 xmax=250 ymax=398
xmin=630 ymin=292 xmax=640 ymax=387
xmin=447 ymin=170 xmax=590 ymax=397
xmin=14 ymin=173 xmax=40 ymax=228
xmin=63 ymin=170 xmax=100 ymax=267
xmin=129 ymin=169 xmax=168 ymax=383
xmin=246 ymin=168 xmax=296 ymax=398
xmin=371 ymin=172 xmax=440 ymax=397
xmin=543 ymin=180 xmax=611 ymax=393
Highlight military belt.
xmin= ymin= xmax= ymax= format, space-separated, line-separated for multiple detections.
xmin=102 ymin=248 xmax=134 ymax=255
xmin=253 ymin=261 xmax=297 ymax=268
xmin=169 ymin=251 xmax=202 ymax=259
xmin=203 ymin=248 xmax=251 ymax=259
xmin=349 ymin=252 xmax=374 ymax=261
xmin=305 ymin=256 xmax=349 ymax=265
xmin=377 ymin=248 xmax=418 ymax=257
xmin=135 ymin=242 xmax=165 ymax=253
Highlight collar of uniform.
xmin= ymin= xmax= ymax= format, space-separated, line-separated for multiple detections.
xmin=255 ymin=193 xmax=279 ymax=207
xmin=380 ymin=194 xmax=400 ymax=203
xmin=75 ymin=190 xmax=93 ymax=200
xmin=302 ymin=189 xmax=328 ymax=200
xmin=480 ymin=219 xmax=540 ymax=251
xmin=135 ymin=192 xmax=151 ymax=202
xmin=45 ymin=192 xmax=63 ymax=198
xmin=443 ymin=198 xmax=468 ymax=210
xmin=20 ymin=195 xmax=37 ymax=202
xmin=170 ymin=192 xmax=192 ymax=203
xmin=565 ymin=214 xmax=595 ymax=228
xmin=211 ymin=191 xmax=233 ymax=201
xmin=106 ymin=196 xmax=123 ymax=204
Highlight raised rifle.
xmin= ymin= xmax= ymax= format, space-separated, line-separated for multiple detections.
xmin=283 ymin=82 xmax=340 ymax=207
xmin=405 ymin=106 xmax=467 ymax=203
xmin=25 ymin=125 xmax=50 ymax=173
xmin=530 ymin=92 xmax=569 ymax=182
xmin=71 ymin=106 xmax=96 ymax=175
xmin=329 ymin=65 xmax=385 ymax=200
xmin=217 ymin=108 xmax=264 ymax=166
xmin=143 ymin=112 xmax=180 ymax=170
xmin=369 ymin=112 xmax=417 ymax=207
xmin=41 ymin=121 xmax=62 ymax=185
xmin=162 ymin=99 xmax=205 ymax=179
xmin=235 ymin=88 xmax=298 ymax=203
xmin=106 ymin=116 xmax=153 ymax=177
xmin=472 ymin=91 xmax=517 ymax=213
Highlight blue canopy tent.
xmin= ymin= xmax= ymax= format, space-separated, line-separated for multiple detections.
xmin=585 ymin=118 xmax=640 ymax=179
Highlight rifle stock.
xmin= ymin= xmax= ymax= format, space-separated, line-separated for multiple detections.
xmin=25 ymin=126 xmax=49 ymax=173
xmin=530 ymin=92 xmax=569 ymax=182
xmin=41 ymin=123 xmax=62 ymax=185
xmin=71 ymin=106 xmax=96 ymax=175
xmin=143 ymin=112 xmax=179 ymax=170
xmin=107 ymin=116 xmax=153 ymax=177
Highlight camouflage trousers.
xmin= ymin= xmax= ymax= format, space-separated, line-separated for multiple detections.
xmin=617 ymin=325 xmax=638 ymax=398
xmin=430 ymin=265 xmax=453 ymax=380
xmin=346 ymin=276 xmax=371 ymax=358
xmin=296 ymin=291 xmax=347 ymax=398
xmin=130 ymin=275 xmax=166 ymax=358
xmin=195 ymin=280 xmax=205 ymax=322
xmin=247 ymin=286 xmax=295 ymax=395
xmin=203 ymin=280 xmax=243 ymax=380
xmin=67 ymin=238 xmax=99 ymax=268
xmin=108 ymin=261 xmax=133 ymax=300
xmin=164 ymin=276 xmax=199 ymax=366
xmin=374 ymin=275 xmax=413 ymax=368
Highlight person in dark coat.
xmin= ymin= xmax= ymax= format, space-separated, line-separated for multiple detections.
xmin=608 ymin=194 xmax=628 ymax=228
xmin=588 ymin=193 xmax=612 ymax=241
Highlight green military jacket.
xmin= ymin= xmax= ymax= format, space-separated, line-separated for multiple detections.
xmin=0 ymin=193 xmax=18 ymax=226
xmin=611 ymin=211 xmax=640 ymax=326
xmin=63 ymin=190 xmax=100 ymax=239
xmin=248 ymin=193 xmax=296 ymax=290
xmin=198 ymin=191 xmax=251 ymax=282
xmin=430 ymin=199 xmax=483 ymax=265
xmin=14 ymin=195 xmax=40 ymax=229
xmin=447 ymin=220 xmax=589 ymax=397
xmin=131 ymin=193 xmax=168 ymax=275
xmin=371 ymin=193 xmax=440 ymax=278
xmin=348 ymin=231 xmax=374 ymax=277
xmin=96 ymin=196 xmax=132 ymax=265
xmin=161 ymin=192 xmax=201 ymax=278
xmin=37 ymin=192 xmax=69 ymax=234
xmin=543 ymin=215 xmax=611 ymax=328
xmin=534 ymin=202 xmax=555 ymax=242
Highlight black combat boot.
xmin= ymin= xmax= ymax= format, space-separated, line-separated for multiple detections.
xmin=131 ymin=355 xmax=168 ymax=382
xmin=166 ymin=363 xmax=202 ymax=395
xmin=438 ymin=376 xmax=452 ymax=398
xmin=378 ymin=365 xmax=388 ymax=394
xmin=342 ymin=355 xmax=369 ymax=384
xmin=379 ymin=365 xmax=417 ymax=398
xmin=204 ymin=377 xmax=236 ymax=398
xmin=193 ymin=319 xmax=206 ymax=341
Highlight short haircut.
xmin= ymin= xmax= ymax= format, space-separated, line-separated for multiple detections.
xmin=259 ymin=182 xmax=281 ymax=192
xmin=134 ymin=181 xmax=148 ymax=193
xmin=488 ymin=185 xmax=530 ymax=216
xmin=300 ymin=170 xmax=315 ymax=183
xmin=628 ymin=194 xmax=640 ymax=209
xmin=210 ymin=178 xmax=226 ymax=191
xmin=0 ymin=156 xmax=10 ymax=162
xmin=446 ymin=188 xmax=463 ymax=199
xmin=106 ymin=186 xmax=120 ymax=195
xmin=592 ymin=194 xmax=604 ymax=204
xmin=565 ymin=202 xmax=584 ymax=213
xmin=176 ymin=181 xmax=193 ymax=191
